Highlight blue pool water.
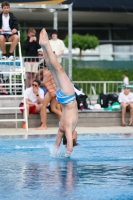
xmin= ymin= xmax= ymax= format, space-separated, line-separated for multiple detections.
xmin=0 ymin=133 xmax=133 ymax=200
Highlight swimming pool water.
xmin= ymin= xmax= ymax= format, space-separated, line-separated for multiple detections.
xmin=0 ymin=133 xmax=133 ymax=200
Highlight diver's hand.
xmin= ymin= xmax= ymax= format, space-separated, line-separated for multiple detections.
xmin=64 ymin=151 xmax=71 ymax=157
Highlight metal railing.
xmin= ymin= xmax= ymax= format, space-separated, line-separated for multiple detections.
xmin=73 ymin=81 xmax=127 ymax=97
xmin=0 ymin=40 xmax=28 ymax=131
xmin=1 ymin=56 xmax=132 ymax=97
xmin=22 ymin=56 xmax=69 ymax=74
xmin=0 ymin=61 xmax=22 ymax=95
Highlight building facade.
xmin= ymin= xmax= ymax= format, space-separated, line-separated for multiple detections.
xmin=0 ymin=0 xmax=133 ymax=60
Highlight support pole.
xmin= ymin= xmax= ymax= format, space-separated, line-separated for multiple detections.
xmin=103 ymin=82 xmax=106 ymax=94
xmin=53 ymin=10 xmax=58 ymax=30
xmin=68 ymin=4 xmax=73 ymax=79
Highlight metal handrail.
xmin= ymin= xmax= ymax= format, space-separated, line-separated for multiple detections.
xmin=1 ymin=55 xmax=132 ymax=97
xmin=73 ymin=81 xmax=126 ymax=97
xmin=0 ymin=40 xmax=28 ymax=131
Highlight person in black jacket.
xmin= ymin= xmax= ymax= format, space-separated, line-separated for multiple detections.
xmin=0 ymin=1 xmax=19 ymax=60
xmin=24 ymin=28 xmax=41 ymax=88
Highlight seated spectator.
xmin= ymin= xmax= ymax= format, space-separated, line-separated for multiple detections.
xmin=36 ymin=66 xmax=62 ymax=130
xmin=118 ymin=86 xmax=133 ymax=126
xmin=19 ymin=79 xmax=44 ymax=129
xmin=0 ymin=1 xmax=19 ymax=60
xmin=23 ymin=28 xmax=41 ymax=88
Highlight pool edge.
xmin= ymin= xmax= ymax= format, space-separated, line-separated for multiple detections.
xmin=0 ymin=126 xmax=133 ymax=135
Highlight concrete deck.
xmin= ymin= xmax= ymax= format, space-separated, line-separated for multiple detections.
xmin=0 ymin=98 xmax=130 ymax=128
xmin=0 ymin=111 xmax=131 ymax=128
xmin=0 ymin=126 xmax=133 ymax=135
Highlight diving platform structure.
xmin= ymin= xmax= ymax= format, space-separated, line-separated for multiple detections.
xmin=0 ymin=33 xmax=28 ymax=131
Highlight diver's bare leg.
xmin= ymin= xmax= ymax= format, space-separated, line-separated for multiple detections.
xmin=39 ymin=29 xmax=74 ymax=95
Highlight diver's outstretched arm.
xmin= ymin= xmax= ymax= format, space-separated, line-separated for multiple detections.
xmin=55 ymin=129 xmax=63 ymax=147
xmin=65 ymin=128 xmax=73 ymax=154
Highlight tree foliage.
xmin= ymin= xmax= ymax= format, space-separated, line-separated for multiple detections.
xmin=72 ymin=67 xmax=133 ymax=81
xmin=19 ymin=25 xmax=27 ymax=56
xmin=16 ymin=24 xmax=27 ymax=56
xmin=64 ymin=33 xmax=99 ymax=59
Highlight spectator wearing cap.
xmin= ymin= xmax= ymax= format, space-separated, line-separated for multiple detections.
xmin=36 ymin=48 xmax=46 ymax=81
xmin=118 ymin=86 xmax=133 ymax=126
xmin=49 ymin=29 xmax=65 ymax=63
xmin=37 ymin=48 xmax=45 ymax=70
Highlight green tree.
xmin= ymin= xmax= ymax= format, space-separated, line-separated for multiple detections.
xmin=16 ymin=24 xmax=27 ymax=56
xmin=64 ymin=33 xmax=99 ymax=59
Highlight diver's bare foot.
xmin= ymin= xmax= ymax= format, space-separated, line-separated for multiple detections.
xmin=39 ymin=28 xmax=49 ymax=47
xmin=35 ymin=125 xmax=47 ymax=130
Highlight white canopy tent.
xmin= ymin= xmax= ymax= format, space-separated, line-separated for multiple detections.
xmin=10 ymin=3 xmax=73 ymax=78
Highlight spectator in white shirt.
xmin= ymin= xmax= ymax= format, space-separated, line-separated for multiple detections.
xmin=49 ymin=29 xmax=65 ymax=63
xmin=118 ymin=86 xmax=133 ymax=126
xmin=19 ymin=79 xmax=44 ymax=129
xmin=0 ymin=1 xmax=19 ymax=60
xmin=123 ymin=74 xmax=129 ymax=86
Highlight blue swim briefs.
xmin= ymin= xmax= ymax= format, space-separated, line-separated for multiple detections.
xmin=56 ymin=89 xmax=76 ymax=105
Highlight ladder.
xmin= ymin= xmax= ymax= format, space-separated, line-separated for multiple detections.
xmin=0 ymin=31 xmax=28 ymax=131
